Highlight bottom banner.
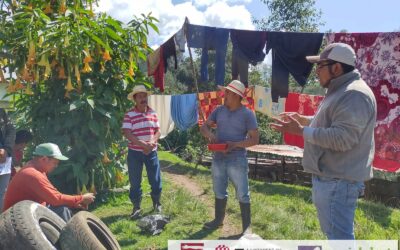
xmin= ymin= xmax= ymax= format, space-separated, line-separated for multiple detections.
xmin=169 ymin=240 xmax=398 ymax=250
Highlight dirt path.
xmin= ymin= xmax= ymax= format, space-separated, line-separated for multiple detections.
xmin=162 ymin=165 xmax=241 ymax=238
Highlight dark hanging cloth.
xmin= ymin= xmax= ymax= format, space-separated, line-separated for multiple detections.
xmin=230 ymin=29 xmax=267 ymax=87
xmin=266 ymin=32 xmax=324 ymax=102
xmin=187 ymin=24 xmax=229 ymax=85
xmin=162 ymin=36 xmax=177 ymax=72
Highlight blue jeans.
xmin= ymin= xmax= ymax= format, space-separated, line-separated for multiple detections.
xmin=127 ymin=149 xmax=162 ymax=207
xmin=48 ymin=205 xmax=72 ymax=222
xmin=212 ymin=154 xmax=250 ymax=203
xmin=0 ymin=174 xmax=10 ymax=211
xmin=312 ymin=175 xmax=364 ymax=239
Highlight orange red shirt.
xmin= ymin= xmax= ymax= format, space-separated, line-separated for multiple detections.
xmin=3 ymin=164 xmax=83 ymax=211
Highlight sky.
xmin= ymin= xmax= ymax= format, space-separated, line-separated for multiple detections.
xmin=95 ymin=0 xmax=400 ymax=47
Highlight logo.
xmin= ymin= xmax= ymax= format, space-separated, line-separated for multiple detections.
xmin=216 ymin=245 xmax=230 ymax=250
xmin=181 ymin=243 xmax=204 ymax=250
xmin=298 ymin=246 xmax=322 ymax=250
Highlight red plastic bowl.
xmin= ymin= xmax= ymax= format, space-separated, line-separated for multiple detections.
xmin=208 ymin=143 xmax=228 ymax=151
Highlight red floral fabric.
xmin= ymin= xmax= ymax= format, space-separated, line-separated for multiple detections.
xmin=284 ymin=92 xmax=324 ymax=148
xmin=327 ymin=32 xmax=400 ymax=172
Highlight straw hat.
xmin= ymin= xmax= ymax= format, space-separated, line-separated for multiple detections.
xmin=127 ymin=85 xmax=152 ymax=101
xmin=218 ymin=80 xmax=246 ymax=98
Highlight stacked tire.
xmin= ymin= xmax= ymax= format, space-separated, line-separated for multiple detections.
xmin=0 ymin=200 xmax=120 ymax=250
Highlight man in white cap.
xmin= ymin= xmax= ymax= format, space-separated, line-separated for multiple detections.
xmin=3 ymin=143 xmax=95 ymax=221
xmin=271 ymin=43 xmax=377 ymax=239
xmin=200 ymin=80 xmax=259 ymax=235
xmin=122 ymin=85 xmax=162 ymax=219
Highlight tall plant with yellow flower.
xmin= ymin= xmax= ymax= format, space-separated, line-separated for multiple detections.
xmin=0 ymin=0 xmax=157 ymax=194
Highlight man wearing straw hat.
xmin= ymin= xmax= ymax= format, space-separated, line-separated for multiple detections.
xmin=122 ymin=85 xmax=162 ymax=219
xmin=200 ymin=80 xmax=259 ymax=235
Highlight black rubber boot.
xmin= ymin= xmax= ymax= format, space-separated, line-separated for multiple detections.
xmin=151 ymin=194 xmax=162 ymax=213
xmin=130 ymin=206 xmax=141 ymax=220
xmin=240 ymin=202 xmax=252 ymax=234
xmin=204 ymin=198 xmax=227 ymax=229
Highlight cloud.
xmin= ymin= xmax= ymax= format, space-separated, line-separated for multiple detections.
xmin=95 ymin=0 xmax=255 ymax=47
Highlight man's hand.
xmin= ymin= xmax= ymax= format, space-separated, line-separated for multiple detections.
xmin=78 ymin=193 xmax=95 ymax=210
xmin=279 ymin=112 xmax=311 ymax=126
xmin=224 ymin=141 xmax=237 ymax=153
xmin=142 ymin=142 xmax=154 ymax=155
xmin=270 ymin=116 xmax=304 ymax=136
xmin=0 ymin=149 xmax=6 ymax=163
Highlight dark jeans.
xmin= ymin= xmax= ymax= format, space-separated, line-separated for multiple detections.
xmin=48 ymin=205 xmax=72 ymax=222
xmin=127 ymin=149 xmax=162 ymax=207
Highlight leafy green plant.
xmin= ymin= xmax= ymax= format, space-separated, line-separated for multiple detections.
xmin=0 ymin=0 xmax=158 ymax=193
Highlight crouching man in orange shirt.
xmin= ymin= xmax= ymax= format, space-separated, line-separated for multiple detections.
xmin=2 ymin=143 xmax=95 ymax=221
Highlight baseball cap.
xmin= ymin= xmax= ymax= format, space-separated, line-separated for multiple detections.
xmin=33 ymin=143 xmax=69 ymax=161
xmin=306 ymin=43 xmax=356 ymax=66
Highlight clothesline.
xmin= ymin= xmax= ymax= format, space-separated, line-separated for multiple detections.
xmin=146 ymin=20 xmax=400 ymax=173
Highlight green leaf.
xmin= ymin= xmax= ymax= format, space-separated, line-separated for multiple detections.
xmin=88 ymin=119 xmax=100 ymax=136
xmin=86 ymin=98 xmax=95 ymax=109
xmin=105 ymin=27 xmax=123 ymax=42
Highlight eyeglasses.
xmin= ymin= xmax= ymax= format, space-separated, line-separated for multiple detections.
xmin=316 ymin=62 xmax=336 ymax=69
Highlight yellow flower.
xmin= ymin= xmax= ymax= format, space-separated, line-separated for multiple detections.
xmin=59 ymin=0 xmax=67 ymax=14
xmin=44 ymin=64 xmax=51 ymax=79
xmin=128 ymin=63 xmax=135 ymax=77
xmin=27 ymin=41 xmax=36 ymax=66
xmin=43 ymin=4 xmax=52 ymax=14
xmin=82 ymin=62 xmax=92 ymax=73
xmin=64 ymin=91 xmax=70 ymax=99
xmin=58 ymin=66 xmax=67 ymax=79
xmin=27 ymin=3 xmax=33 ymax=10
xmin=100 ymin=63 xmax=105 ymax=73
xmin=83 ymin=48 xmax=93 ymax=63
xmin=12 ymin=0 xmax=17 ymax=7
xmin=0 ymin=69 xmax=5 ymax=83
xmin=89 ymin=183 xmax=97 ymax=195
xmin=142 ymin=43 xmax=148 ymax=49
xmin=34 ymin=68 xmax=39 ymax=83
xmin=14 ymin=78 xmax=25 ymax=90
xmin=81 ymin=184 xmax=88 ymax=194
xmin=65 ymin=76 xmax=74 ymax=92
xmin=74 ymin=65 xmax=81 ymax=90
xmin=102 ymin=151 xmax=112 ymax=164
xmin=25 ymin=84 xmax=34 ymax=95
xmin=6 ymin=82 xmax=15 ymax=93
xmin=116 ymin=170 xmax=124 ymax=183
xmin=102 ymin=50 xmax=112 ymax=61
xmin=38 ymin=36 xmax=44 ymax=47
xmin=37 ymin=54 xmax=48 ymax=67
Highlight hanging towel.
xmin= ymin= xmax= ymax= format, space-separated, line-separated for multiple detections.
xmin=254 ymin=85 xmax=285 ymax=118
xmin=171 ymin=94 xmax=199 ymax=131
xmin=284 ymin=92 xmax=324 ymax=148
xmin=231 ymin=29 xmax=267 ymax=87
xmin=266 ymin=32 xmax=324 ymax=102
xmin=187 ymin=24 xmax=229 ymax=85
xmin=147 ymin=47 xmax=165 ymax=92
xmin=148 ymin=95 xmax=175 ymax=139
xmin=174 ymin=26 xmax=186 ymax=52
xmin=162 ymin=36 xmax=177 ymax=71
xmin=327 ymin=32 xmax=400 ymax=172
xmin=198 ymin=89 xmax=255 ymax=125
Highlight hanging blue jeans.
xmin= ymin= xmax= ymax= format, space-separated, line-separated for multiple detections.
xmin=127 ymin=149 xmax=162 ymax=207
xmin=312 ymin=175 xmax=364 ymax=239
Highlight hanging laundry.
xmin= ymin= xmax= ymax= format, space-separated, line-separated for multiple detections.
xmin=326 ymin=32 xmax=400 ymax=172
xmin=230 ymin=29 xmax=267 ymax=87
xmin=187 ymin=24 xmax=229 ymax=85
xmin=284 ymin=92 xmax=324 ymax=148
xmin=148 ymin=95 xmax=175 ymax=139
xmin=147 ymin=47 xmax=165 ymax=92
xmin=198 ymin=89 xmax=255 ymax=125
xmin=162 ymin=36 xmax=177 ymax=71
xmin=171 ymin=93 xmax=199 ymax=131
xmin=266 ymin=32 xmax=323 ymax=102
xmin=254 ymin=85 xmax=285 ymax=118
xmin=174 ymin=26 xmax=186 ymax=52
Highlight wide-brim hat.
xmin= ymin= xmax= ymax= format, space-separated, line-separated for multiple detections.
xmin=127 ymin=85 xmax=152 ymax=101
xmin=306 ymin=43 xmax=356 ymax=67
xmin=218 ymin=80 xmax=246 ymax=98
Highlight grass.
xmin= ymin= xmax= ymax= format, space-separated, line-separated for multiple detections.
xmin=91 ymin=151 xmax=400 ymax=249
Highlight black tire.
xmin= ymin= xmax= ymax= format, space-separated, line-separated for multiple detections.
xmin=0 ymin=200 xmax=66 ymax=250
xmin=59 ymin=211 xmax=120 ymax=250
